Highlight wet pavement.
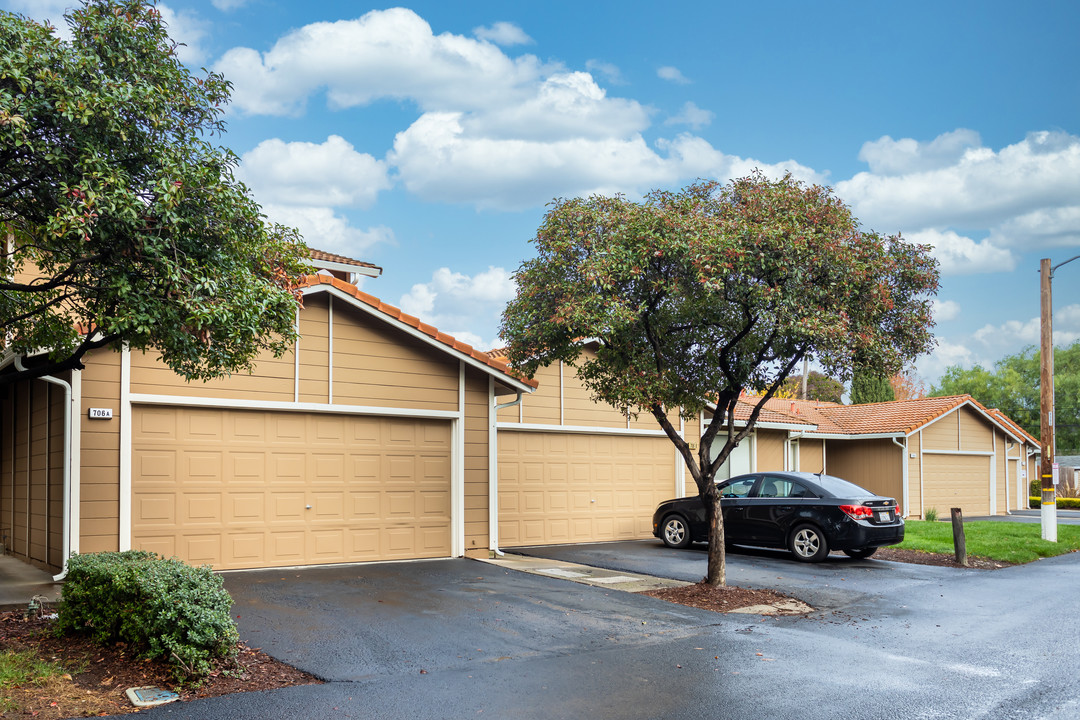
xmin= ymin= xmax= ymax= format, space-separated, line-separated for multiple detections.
xmin=119 ymin=542 xmax=1080 ymax=720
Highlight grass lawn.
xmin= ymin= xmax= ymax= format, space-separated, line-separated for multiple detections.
xmin=0 ymin=648 xmax=72 ymax=714
xmin=898 ymin=520 xmax=1080 ymax=564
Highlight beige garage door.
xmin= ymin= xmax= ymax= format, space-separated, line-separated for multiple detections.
xmin=923 ymin=454 xmax=991 ymax=516
xmin=132 ymin=406 xmax=451 ymax=570
xmin=497 ymin=431 xmax=676 ymax=546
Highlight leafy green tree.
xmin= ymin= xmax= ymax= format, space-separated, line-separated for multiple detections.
xmin=931 ymin=342 xmax=1080 ymax=454
xmin=850 ymin=366 xmax=896 ymax=404
xmin=0 ymin=0 xmax=309 ymax=386
xmin=501 ymin=173 xmax=939 ymax=585
xmin=778 ymin=371 xmax=844 ymax=403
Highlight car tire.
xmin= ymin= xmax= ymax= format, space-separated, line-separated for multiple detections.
xmin=789 ymin=524 xmax=829 ymax=562
xmin=661 ymin=515 xmax=692 ymax=549
xmin=843 ymin=547 xmax=877 ymax=560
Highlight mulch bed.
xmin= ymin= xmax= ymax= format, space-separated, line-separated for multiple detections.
xmin=0 ymin=611 xmax=320 ymax=719
xmin=641 ymin=583 xmax=795 ymax=613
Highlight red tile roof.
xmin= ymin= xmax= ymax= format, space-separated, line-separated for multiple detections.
xmin=298 ymin=274 xmax=537 ymax=389
xmin=308 ymin=249 xmax=381 ymax=272
xmin=736 ymin=394 xmax=1036 ymax=442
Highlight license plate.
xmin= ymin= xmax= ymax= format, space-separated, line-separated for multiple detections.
xmin=878 ymin=512 xmax=891 ymax=522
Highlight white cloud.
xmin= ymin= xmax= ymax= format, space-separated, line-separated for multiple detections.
xmin=463 ymin=72 xmax=650 ymax=141
xmin=2 ymin=0 xmax=72 ymax=23
xmin=857 ymin=129 xmax=982 ymax=176
xmin=473 ymin=21 xmax=533 ymax=46
xmin=586 ymin=59 xmax=624 ymax=85
xmin=904 ymin=229 xmax=1017 ymax=276
xmin=932 ymin=299 xmax=961 ymax=322
xmin=261 ymin=204 xmax=394 ymax=257
xmin=988 ymin=206 xmax=1080 ymax=249
xmin=237 ymin=136 xmax=391 ymax=209
xmin=214 ymin=8 xmax=547 ymax=116
xmin=664 ymin=101 xmax=714 ymax=130
xmin=972 ymin=304 xmax=1080 ymax=350
xmin=158 ymin=3 xmax=209 ymax=65
xmin=838 ymin=130 xmax=1080 ymax=234
xmin=657 ymin=66 xmax=690 ymax=84
xmin=916 ymin=339 xmax=977 ymax=381
xmin=211 ymin=0 xmax=249 ymax=10
xmin=398 ymin=266 xmax=516 ymax=349
xmin=390 ymin=120 xmax=828 ymax=211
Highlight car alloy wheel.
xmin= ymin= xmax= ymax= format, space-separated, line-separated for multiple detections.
xmin=662 ymin=515 xmax=691 ymax=548
xmin=789 ymin=524 xmax=828 ymax=562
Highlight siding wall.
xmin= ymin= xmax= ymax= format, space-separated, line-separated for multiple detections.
xmin=800 ymin=439 xmax=825 ymax=473
xmin=756 ymin=430 xmax=787 ymax=472
xmin=463 ymin=369 xmax=490 ymax=557
xmin=79 ymin=351 xmax=122 ymax=553
xmin=823 ymin=438 xmax=903 ymax=501
xmin=0 ymin=370 xmax=70 ymax=572
xmin=908 ymin=432 xmax=922 ymax=516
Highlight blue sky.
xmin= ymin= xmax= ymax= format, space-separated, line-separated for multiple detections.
xmin=10 ymin=0 xmax=1080 ymax=384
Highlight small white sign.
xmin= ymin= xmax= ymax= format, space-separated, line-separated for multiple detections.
xmin=1052 ymin=462 xmax=1060 ymax=486
xmin=88 ymin=408 xmax=113 ymax=420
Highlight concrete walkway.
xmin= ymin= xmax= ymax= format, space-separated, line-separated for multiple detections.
xmin=478 ymin=552 xmax=689 ymax=593
xmin=0 ymin=555 xmax=63 ymax=611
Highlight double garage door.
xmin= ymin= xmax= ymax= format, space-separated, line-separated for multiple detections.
xmin=497 ymin=431 xmax=677 ymax=547
xmin=132 ymin=406 xmax=451 ymax=570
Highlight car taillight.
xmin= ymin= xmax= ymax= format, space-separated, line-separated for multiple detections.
xmin=895 ymin=504 xmax=901 ymax=516
xmin=839 ymin=504 xmax=874 ymax=519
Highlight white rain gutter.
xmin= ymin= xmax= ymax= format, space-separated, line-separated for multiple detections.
xmin=489 ymin=389 xmax=525 ymax=557
xmin=14 ymin=356 xmax=72 ymax=581
xmin=892 ymin=436 xmax=909 ymax=517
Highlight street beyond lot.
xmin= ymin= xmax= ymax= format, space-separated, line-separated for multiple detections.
xmin=120 ymin=543 xmax=1080 ymax=720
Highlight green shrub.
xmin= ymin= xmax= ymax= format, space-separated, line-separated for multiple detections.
xmin=1029 ymin=496 xmax=1080 ymax=509
xmin=56 ymin=551 xmax=238 ymax=681
xmin=924 ymin=507 xmax=938 ymax=522
xmin=1031 ymin=478 xmax=1041 ymax=497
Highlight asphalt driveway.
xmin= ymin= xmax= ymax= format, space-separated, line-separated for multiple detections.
xmin=121 ymin=549 xmax=1080 ymax=720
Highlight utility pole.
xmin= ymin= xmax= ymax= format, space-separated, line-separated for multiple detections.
xmin=1040 ymin=258 xmax=1056 ymax=542
xmin=1040 ymin=254 xmax=1080 ymax=542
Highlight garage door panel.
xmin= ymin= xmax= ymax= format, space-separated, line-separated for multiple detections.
xmin=231 ymin=453 xmax=266 ymax=482
xmin=270 ymin=454 xmax=305 ymax=482
xmin=227 ymin=493 xmax=264 ymax=523
xmin=499 ymin=431 xmax=675 ymax=546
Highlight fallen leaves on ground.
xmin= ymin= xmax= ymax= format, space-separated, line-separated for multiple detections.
xmin=0 ymin=611 xmax=320 ymax=719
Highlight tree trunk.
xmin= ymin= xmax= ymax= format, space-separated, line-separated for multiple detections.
xmin=705 ymin=490 xmax=726 ymax=587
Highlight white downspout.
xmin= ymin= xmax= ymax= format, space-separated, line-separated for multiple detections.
xmin=15 ymin=356 xmax=72 ymax=581
xmin=892 ymin=436 xmax=909 ymax=518
xmin=489 ymin=387 xmax=524 ymax=558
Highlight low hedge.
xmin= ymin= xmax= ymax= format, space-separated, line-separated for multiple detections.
xmin=56 ymin=551 xmax=238 ymax=681
xmin=1029 ymin=496 xmax=1080 ymax=509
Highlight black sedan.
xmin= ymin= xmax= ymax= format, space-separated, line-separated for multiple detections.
xmin=652 ymin=471 xmax=904 ymax=562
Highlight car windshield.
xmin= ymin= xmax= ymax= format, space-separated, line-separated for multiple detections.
xmin=811 ymin=474 xmax=876 ymax=498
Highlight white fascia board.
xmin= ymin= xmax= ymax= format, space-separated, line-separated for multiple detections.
xmin=754 ymin=421 xmax=818 ymax=431
xmin=304 ymin=284 xmax=535 ymax=395
xmin=497 ymin=422 xmax=667 ymax=438
xmin=311 ymin=259 xmax=382 ymax=278
xmin=801 ymin=432 xmax=905 ymax=440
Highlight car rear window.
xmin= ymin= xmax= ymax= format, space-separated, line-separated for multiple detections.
xmin=812 ymin=474 xmax=876 ymax=498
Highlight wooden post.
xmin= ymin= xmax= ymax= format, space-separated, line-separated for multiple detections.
xmin=1040 ymin=258 xmax=1057 ymax=542
xmin=951 ymin=507 xmax=968 ymax=567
